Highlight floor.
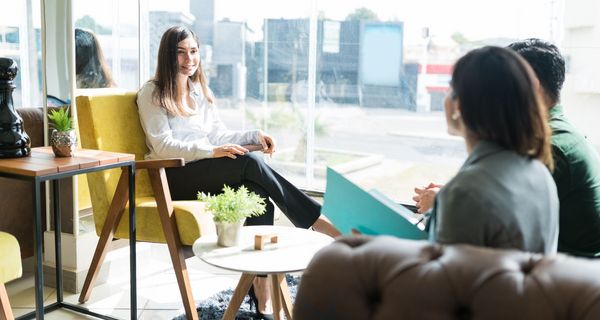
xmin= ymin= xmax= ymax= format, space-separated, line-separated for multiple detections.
xmin=6 ymin=216 xmax=297 ymax=320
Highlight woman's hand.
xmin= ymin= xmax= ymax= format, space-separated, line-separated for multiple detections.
xmin=258 ymin=131 xmax=276 ymax=155
xmin=213 ymin=144 xmax=249 ymax=159
xmin=412 ymin=182 xmax=443 ymax=213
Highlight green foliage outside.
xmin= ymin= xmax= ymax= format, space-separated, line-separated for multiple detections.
xmin=451 ymin=32 xmax=469 ymax=45
xmin=345 ymin=7 xmax=380 ymax=21
xmin=198 ymin=185 xmax=266 ymax=223
xmin=246 ymin=105 xmax=328 ymax=137
xmin=75 ymin=15 xmax=112 ymax=35
xmin=246 ymin=105 xmax=328 ymax=162
xmin=48 ymin=107 xmax=73 ymax=132
xmin=318 ymin=10 xmax=328 ymax=20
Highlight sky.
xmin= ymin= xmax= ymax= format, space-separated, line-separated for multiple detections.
xmin=140 ymin=0 xmax=560 ymax=42
xmin=212 ymin=0 xmax=561 ymax=43
xmin=2 ymin=0 xmax=41 ymax=27
xmin=2 ymin=0 xmax=561 ymax=44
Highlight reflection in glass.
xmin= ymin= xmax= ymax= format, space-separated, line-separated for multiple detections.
xmin=139 ymin=0 xmax=595 ymax=202
xmin=75 ymin=28 xmax=115 ymax=88
xmin=73 ymin=0 xmax=140 ymax=90
xmin=0 ymin=0 xmax=42 ymax=108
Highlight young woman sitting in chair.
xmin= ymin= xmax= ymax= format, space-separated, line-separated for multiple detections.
xmin=136 ymin=25 xmax=340 ymax=319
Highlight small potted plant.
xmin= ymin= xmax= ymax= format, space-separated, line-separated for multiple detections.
xmin=48 ymin=106 xmax=77 ymax=157
xmin=198 ymin=185 xmax=266 ymax=247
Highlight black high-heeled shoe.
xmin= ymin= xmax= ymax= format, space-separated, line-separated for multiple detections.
xmin=248 ymin=284 xmax=275 ymax=320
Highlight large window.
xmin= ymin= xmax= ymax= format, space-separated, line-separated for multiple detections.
xmin=68 ymin=0 xmax=600 ymax=203
xmin=142 ymin=0 xmax=564 ymax=202
xmin=73 ymin=0 xmax=140 ymax=91
xmin=1 ymin=0 xmax=42 ymax=108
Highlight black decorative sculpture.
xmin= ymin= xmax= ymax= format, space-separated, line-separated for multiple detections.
xmin=0 ymin=57 xmax=31 ymax=158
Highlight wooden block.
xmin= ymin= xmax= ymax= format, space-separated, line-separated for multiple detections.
xmin=254 ymin=233 xmax=278 ymax=250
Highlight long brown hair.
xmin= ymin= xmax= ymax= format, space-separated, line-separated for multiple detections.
xmin=75 ymin=28 xmax=116 ymax=88
xmin=451 ymin=46 xmax=554 ymax=170
xmin=152 ymin=26 xmax=214 ymax=116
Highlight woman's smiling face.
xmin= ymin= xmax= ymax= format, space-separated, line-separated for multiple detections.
xmin=177 ymin=37 xmax=200 ymax=77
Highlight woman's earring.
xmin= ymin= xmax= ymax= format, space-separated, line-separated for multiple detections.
xmin=451 ymin=111 xmax=461 ymax=120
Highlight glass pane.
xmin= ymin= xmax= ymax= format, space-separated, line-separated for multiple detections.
xmin=73 ymin=0 xmax=139 ymax=90
xmin=143 ymin=0 xmax=313 ymax=185
xmin=140 ymin=0 xmax=600 ymax=206
xmin=312 ymin=0 xmax=561 ymax=202
xmin=0 ymin=0 xmax=43 ymax=108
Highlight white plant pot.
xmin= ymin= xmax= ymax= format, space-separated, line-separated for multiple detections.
xmin=215 ymin=219 xmax=245 ymax=247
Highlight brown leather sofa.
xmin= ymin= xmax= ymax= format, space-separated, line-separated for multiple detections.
xmin=0 ymin=108 xmax=47 ymax=258
xmin=0 ymin=106 xmax=79 ymax=259
xmin=294 ymin=236 xmax=600 ymax=320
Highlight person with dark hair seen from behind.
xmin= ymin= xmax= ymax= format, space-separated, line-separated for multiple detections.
xmin=508 ymin=39 xmax=600 ymax=258
xmin=425 ymin=46 xmax=558 ymax=254
xmin=414 ymin=40 xmax=600 ymax=258
xmin=136 ymin=26 xmax=340 ymax=319
xmin=75 ymin=28 xmax=116 ymax=88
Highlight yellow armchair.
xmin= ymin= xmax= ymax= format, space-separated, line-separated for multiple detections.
xmin=0 ymin=231 xmax=22 ymax=320
xmin=75 ymin=90 xmax=215 ymax=320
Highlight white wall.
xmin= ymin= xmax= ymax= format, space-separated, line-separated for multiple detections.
xmin=561 ymin=0 xmax=600 ymax=148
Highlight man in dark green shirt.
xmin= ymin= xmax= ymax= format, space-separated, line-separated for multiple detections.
xmin=509 ymin=39 xmax=600 ymax=257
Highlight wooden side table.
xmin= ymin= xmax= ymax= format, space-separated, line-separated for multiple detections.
xmin=0 ymin=147 xmax=136 ymax=320
xmin=193 ymin=226 xmax=333 ymax=320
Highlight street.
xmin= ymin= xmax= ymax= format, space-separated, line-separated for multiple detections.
xmin=220 ymin=101 xmax=467 ymax=201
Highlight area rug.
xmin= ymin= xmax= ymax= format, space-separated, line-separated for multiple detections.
xmin=173 ymin=275 xmax=300 ymax=320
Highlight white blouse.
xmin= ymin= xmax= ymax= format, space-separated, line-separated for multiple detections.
xmin=136 ymin=80 xmax=260 ymax=162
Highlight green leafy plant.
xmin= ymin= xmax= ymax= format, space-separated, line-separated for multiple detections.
xmin=48 ymin=107 xmax=73 ymax=132
xmin=246 ymin=105 xmax=329 ymax=162
xmin=198 ymin=185 xmax=266 ymax=223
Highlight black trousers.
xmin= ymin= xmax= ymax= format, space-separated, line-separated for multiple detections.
xmin=165 ymin=152 xmax=320 ymax=228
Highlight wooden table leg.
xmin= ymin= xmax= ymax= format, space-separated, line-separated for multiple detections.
xmin=222 ymin=273 xmax=255 ymax=320
xmin=278 ymin=274 xmax=294 ymax=319
xmin=270 ymin=274 xmax=283 ymax=320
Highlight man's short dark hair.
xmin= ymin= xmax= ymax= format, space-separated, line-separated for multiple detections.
xmin=508 ymin=38 xmax=565 ymax=104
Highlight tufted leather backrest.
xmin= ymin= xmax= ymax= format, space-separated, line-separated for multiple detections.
xmin=294 ymin=236 xmax=600 ymax=320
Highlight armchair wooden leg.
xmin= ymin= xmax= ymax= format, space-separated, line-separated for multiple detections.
xmin=1 ymin=283 xmax=14 ymax=320
xmin=79 ymin=170 xmax=130 ymax=303
xmin=149 ymin=168 xmax=198 ymax=320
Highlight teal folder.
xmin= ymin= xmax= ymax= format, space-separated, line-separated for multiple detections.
xmin=322 ymin=168 xmax=428 ymax=239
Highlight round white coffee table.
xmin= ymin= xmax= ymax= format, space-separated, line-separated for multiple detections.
xmin=193 ymin=225 xmax=333 ymax=320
